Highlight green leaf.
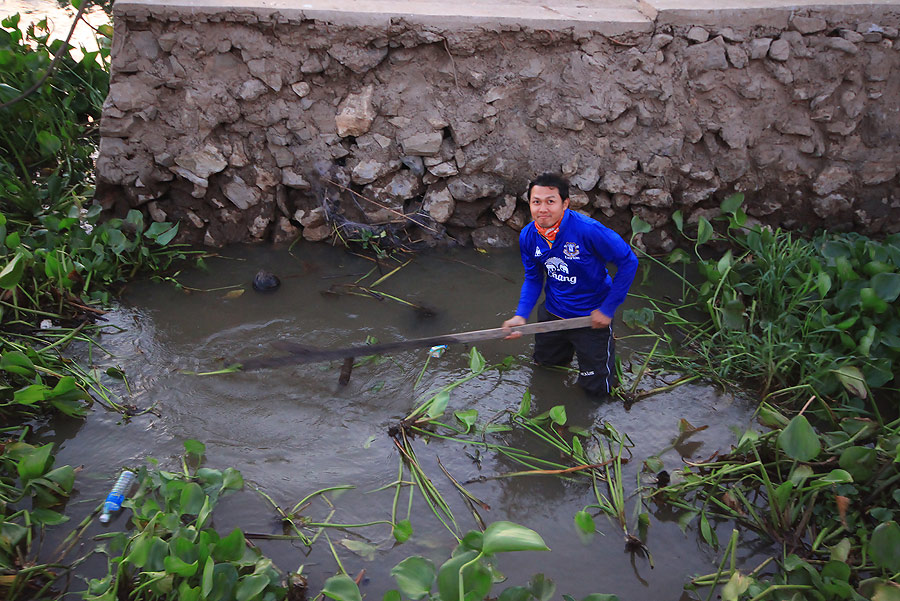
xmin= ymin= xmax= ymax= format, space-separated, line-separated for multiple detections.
xmin=196 ymin=496 xmax=212 ymax=529
xmin=861 ymin=287 xmax=889 ymax=313
xmin=817 ymin=469 xmax=853 ymax=485
xmin=17 ymin=443 xmax=53 ymax=484
xmin=126 ymin=534 xmax=153 ymax=568
xmin=720 ymin=193 xmax=744 ymax=215
xmin=178 ymin=583 xmax=201 ymax=601
xmin=834 ymin=365 xmax=867 ymax=399
xmin=696 ymin=217 xmax=713 ymax=246
xmin=830 ymin=538 xmax=852 ymax=563
xmin=383 ymin=591 xmax=402 ymax=601
xmin=529 ymin=574 xmax=556 ymax=601
xmin=454 ymin=409 xmax=478 ymax=432
xmin=201 ymin=557 xmax=215 ymax=596
xmin=1 ymin=351 xmax=35 ymax=377
xmin=393 ymin=519 xmax=412 ymax=543
xmin=322 ymin=574 xmax=363 ymax=601
xmin=574 ymin=511 xmax=595 ymax=534
xmin=580 ymin=596 xmax=620 ymax=601
xmin=469 ymin=347 xmax=486 ymax=374
xmin=180 ymin=482 xmax=206 ymax=515
xmin=437 ymin=551 xmax=491 ymax=601
xmin=427 ymin=390 xmax=450 ymax=419
xmin=0 ymin=253 xmax=25 ymax=289
xmin=777 ymin=415 xmax=821 ymax=462
xmin=548 ymin=405 xmax=567 ymax=426
xmin=720 ymin=572 xmax=751 ymax=601
xmin=482 ymin=521 xmax=549 ymax=554
xmin=212 ymin=528 xmax=244 ymax=562
xmin=36 ymin=130 xmax=62 ymax=156
xmin=145 ymin=221 xmax=179 ymax=245
xmin=789 ymin=465 xmax=814 ymax=486
xmin=497 ymin=586 xmax=532 ymax=601
xmin=869 ymin=521 xmax=900 ymax=573
xmin=699 ymin=512 xmax=718 ymax=548
xmin=14 ymin=384 xmax=48 ymax=405
xmin=29 ymin=508 xmax=69 ymax=526
xmin=772 ymin=481 xmax=794 ymax=513
xmin=630 ymin=215 xmax=652 ymax=237
xmin=222 ymin=467 xmax=243 ymax=491
xmin=672 ymin=210 xmax=684 ymax=233
xmin=839 ymin=446 xmax=878 ymax=482
xmin=517 ymin=390 xmax=531 ymax=417
xmin=822 ymin=560 xmax=851 ymax=582
xmin=340 ymin=539 xmax=378 ymax=561
xmin=183 ymin=439 xmax=205 ymax=458
xmin=390 ymin=556 xmax=435 ymax=600
xmin=164 ymin=555 xmax=199 ymax=578
xmin=871 ymin=272 xmax=900 ymax=303
xmin=644 ymin=455 xmax=664 ymax=473
xmin=871 ymin=582 xmax=900 ymax=601
xmin=236 ymin=574 xmax=270 ymax=601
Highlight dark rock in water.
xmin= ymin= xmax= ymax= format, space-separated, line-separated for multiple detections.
xmin=252 ymin=270 xmax=281 ymax=292
xmin=656 ymin=470 xmax=670 ymax=488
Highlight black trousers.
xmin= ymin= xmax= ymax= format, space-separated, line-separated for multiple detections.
xmin=533 ymin=303 xmax=617 ymax=397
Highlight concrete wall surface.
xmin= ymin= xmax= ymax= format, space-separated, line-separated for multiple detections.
xmin=96 ymin=0 xmax=900 ymax=250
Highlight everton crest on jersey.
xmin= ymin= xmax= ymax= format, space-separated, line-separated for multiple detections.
xmin=562 ymin=242 xmax=580 ymax=260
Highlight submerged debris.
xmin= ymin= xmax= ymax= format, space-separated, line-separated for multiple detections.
xmin=252 ymin=270 xmax=281 ymax=292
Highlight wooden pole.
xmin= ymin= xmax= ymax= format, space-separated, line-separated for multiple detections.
xmin=239 ymin=316 xmax=594 ymax=371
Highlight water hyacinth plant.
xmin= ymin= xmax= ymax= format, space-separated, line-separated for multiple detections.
xmin=626 ymin=195 xmax=900 ymax=413
xmin=0 ymin=428 xmax=77 ymax=601
xmin=82 ymin=440 xmax=290 ymax=601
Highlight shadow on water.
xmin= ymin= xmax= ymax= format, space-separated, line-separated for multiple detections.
xmin=43 ymin=241 xmax=771 ymax=600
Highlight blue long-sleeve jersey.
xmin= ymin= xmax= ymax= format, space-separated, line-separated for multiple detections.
xmin=515 ymin=210 xmax=639 ymax=320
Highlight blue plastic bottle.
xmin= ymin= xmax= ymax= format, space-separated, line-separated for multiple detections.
xmin=99 ymin=470 xmax=135 ymax=523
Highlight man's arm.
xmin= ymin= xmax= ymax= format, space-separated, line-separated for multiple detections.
xmin=504 ymin=234 xmax=544 ymax=338
xmin=598 ymin=248 xmax=638 ymax=319
xmin=587 ymin=225 xmax=639 ymax=321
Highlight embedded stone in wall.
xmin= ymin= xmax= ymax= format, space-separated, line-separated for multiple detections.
xmin=173 ymin=145 xmax=227 ymax=181
xmin=224 ymin=176 xmax=262 ymax=210
xmin=811 ymin=194 xmax=852 ymax=218
xmin=813 ymin=165 xmax=854 ymax=196
xmin=447 ymin=175 xmax=505 ymax=202
xmin=401 ymin=131 xmax=444 ymax=156
xmin=335 ymin=85 xmax=376 ymax=137
xmin=423 ymin=186 xmax=455 ymax=223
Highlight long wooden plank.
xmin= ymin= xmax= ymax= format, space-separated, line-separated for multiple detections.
xmin=239 ymin=316 xmax=594 ymax=370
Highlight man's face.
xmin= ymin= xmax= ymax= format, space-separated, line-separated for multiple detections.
xmin=529 ymin=185 xmax=569 ymax=228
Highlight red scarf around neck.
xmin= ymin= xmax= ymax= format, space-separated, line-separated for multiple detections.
xmin=535 ymin=210 xmax=565 ymax=246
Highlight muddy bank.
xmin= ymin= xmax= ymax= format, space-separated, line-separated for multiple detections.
xmin=96 ymin=0 xmax=900 ymax=251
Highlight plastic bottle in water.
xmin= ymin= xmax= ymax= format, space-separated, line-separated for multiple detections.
xmin=99 ymin=470 xmax=135 ymax=523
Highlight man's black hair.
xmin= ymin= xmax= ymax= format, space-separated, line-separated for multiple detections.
xmin=528 ymin=173 xmax=570 ymax=201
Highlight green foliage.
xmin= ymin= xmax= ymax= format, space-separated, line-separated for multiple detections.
xmin=630 ymin=194 xmax=900 ymax=410
xmin=660 ymin=409 xmax=900 ymax=600
xmin=339 ymin=521 xmax=610 ymax=601
xmin=0 ymin=429 xmax=75 ymax=599
xmin=0 ymin=10 xmax=194 ymax=424
xmin=0 ymin=13 xmax=109 ymax=215
xmin=83 ymin=441 xmax=284 ymax=601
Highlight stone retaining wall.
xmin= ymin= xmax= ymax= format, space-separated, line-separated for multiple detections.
xmin=96 ymin=1 xmax=900 ymax=251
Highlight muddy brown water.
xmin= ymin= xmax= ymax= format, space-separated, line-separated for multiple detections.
xmin=40 ymin=242 xmax=770 ymax=600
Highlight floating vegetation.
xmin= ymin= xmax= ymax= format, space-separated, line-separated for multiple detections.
xmin=626 ymin=194 xmax=900 ymax=412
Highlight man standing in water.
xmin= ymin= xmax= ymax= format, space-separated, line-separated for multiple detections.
xmin=502 ymin=173 xmax=639 ymax=397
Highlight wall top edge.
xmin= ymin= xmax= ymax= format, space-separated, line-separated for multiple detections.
xmin=113 ymin=0 xmax=900 ymax=28
xmin=113 ymin=0 xmax=658 ymax=33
